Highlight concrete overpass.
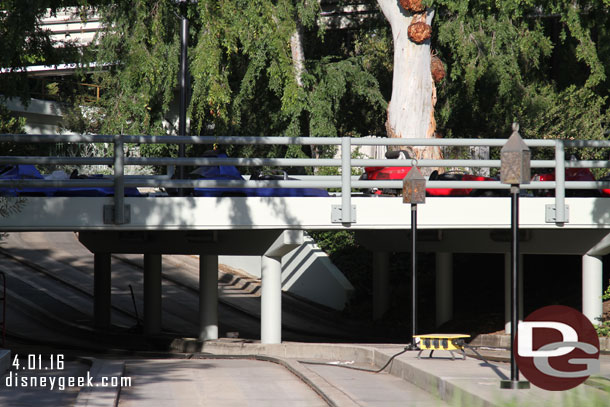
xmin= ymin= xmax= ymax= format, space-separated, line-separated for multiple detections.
xmin=1 ymin=134 xmax=610 ymax=343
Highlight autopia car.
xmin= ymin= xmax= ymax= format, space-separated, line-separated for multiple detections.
xmin=359 ymin=150 xmax=499 ymax=197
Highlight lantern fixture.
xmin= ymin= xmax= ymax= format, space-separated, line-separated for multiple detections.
xmin=501 ymin=123 xmax=531 ymax=185
xmin=403 ymin=163 xmax=426 ymax=204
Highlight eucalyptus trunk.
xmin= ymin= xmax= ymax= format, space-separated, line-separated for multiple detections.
xmin=377 ymin=1 xmax=441 ymax=170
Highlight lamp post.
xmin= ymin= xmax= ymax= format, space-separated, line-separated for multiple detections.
xmin=175 ymin=0 xmax=190 ymax=194
xmin=500 ymin=123 xmax=531 ymax=390
xmin=403 ymin=162 xmax=426 ymax=349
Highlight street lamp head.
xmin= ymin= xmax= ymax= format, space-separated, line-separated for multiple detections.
xmin=501 ymin=123 xmax=531 ymax=185
xmin=403 ymin=164 xmax=426 ymax=204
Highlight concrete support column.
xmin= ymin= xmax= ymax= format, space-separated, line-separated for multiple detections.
xmin=582 ymin=254 xmax=603 ymax=325
xmin=93 ymin=252 xmax=111 ymax=329
xmin=199 ymin=255 xmax=219 ymax=340
xmin=373 ymin=251 xmax=390 ymax=320
xmin=143 ymin=254 xmax=162 ymax=335
xmin=504 ymin=253 xmax=524 ymax=334
xmin=435 ymin=252 xmax=453 ymax=327
xmin=261 ymin=255 xmax=282 ymax=344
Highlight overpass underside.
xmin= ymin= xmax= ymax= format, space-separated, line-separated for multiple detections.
xmin=2 ymin=195 xmax=609 ymax=342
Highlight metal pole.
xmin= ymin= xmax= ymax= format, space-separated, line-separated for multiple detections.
xmin=555 ymin=140 xmax=565 ymax=224
xmin=510 ymin=185 xmax=519 ymax=382
xmin=341 ymin=137 xmax=352 ymax=224
xmin=411 ymin=203 xmax=417 ymax=344
xmin=178 ymin=5 xmax=188 ymax=191
xmin=113 ymin=135 xmax=125 ymax=224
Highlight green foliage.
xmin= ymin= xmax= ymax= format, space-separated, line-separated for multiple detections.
xmin=0 ymin=105 xmax=25 ymax=134
xmin=603 ymin=280 xmax=610 ymax=301
xmin=308 ymin=230 xmax=358 ymax=255
xmin=595 ymin=279 xmax=610 ymax=336
xmin=91 ymin=0 xmax=387 ymax=150
xmin=596 ymin=320 xmax=610 ymax=337
xmin=93 ymin=0 xmax=181 ymax=136
xmin=430 ymin=0 xmax=609 ymax=142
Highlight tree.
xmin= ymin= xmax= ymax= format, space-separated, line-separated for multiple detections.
xmin=431 ymin=0 xmax=609 ymax=148
xmin=0 ymin=1 xmax=105 ymax=99
xmin=0 ymin=1 xmax=106 ymax=134
xmin=376 ymin=0 xmax=441 ymax=166
xmin=376 ymin=0 xmax=609 ymax=168
xmin=90 ymin=0 xmax=387 ymax=163
xmin=71 ymin=0 xmax=609 ymax=169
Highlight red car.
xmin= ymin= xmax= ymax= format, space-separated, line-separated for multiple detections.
xmin=532 ymin=168 xmax=601 ymax=197
xmin=360 ymin=150 xmax=499 ymax=197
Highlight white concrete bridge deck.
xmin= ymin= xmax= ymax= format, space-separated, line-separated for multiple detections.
xmin=2 ymin=195 xmax=610 ymax=232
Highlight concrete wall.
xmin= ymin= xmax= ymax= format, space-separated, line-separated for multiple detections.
xmin=4 ymin=98 xmax=69 ymax=135
xmin=219 ymin=234 xmax=353 ymax=311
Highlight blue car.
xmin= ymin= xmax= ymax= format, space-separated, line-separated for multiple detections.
xmin=0 ymin=165 xmax=141 ymax=197
xmin=175 ymin=152 xmax=328 ymax=197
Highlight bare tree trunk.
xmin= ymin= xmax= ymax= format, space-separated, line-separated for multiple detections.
xmin=377 ymin=2 xmax=442 ymax=173
xmin=290 ymin=21 xmax=306 ymax=88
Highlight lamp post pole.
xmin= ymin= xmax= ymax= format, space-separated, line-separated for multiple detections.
xmin=411 ymin=202 xmax=417 ymax=344
xmin=177 ymin=0 xmax=189 ymax=194
xmin=403 ymin=162 xmax=426 ymax=350
xmin=500 ymin=123 xmax=531 ymax=390
xmin=509 ymin=183 xmax=520 ymax=382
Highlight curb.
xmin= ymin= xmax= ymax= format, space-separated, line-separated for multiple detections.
xmin=471 ymin=334 xmax=610 ymax=351
xmin=74 ymin=359 xmax=125 ymax=407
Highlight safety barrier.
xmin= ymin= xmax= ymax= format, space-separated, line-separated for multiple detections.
xmin=2 ymin=133 xmax=610 ymax=226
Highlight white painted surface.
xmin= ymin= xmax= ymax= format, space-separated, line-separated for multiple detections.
xmin=220 ymin=234 xmax=353 ymax=311
xmin=261 ymin=255 xmax=282 ymax=344
xmin=4 ymin=196 xmax=610 ymax=231
xmin=281 ymin=235 xmax=353 ymax=310
xmin=582 ymin=254 xmax=603 ymax=325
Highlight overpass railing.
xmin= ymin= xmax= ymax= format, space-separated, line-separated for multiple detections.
xmin=2 ymin=134 xmax=610 ymax=225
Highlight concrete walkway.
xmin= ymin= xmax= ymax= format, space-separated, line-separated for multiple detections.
xmin=184 ymin=340 xmax=610 ymax=407
xmin=4 ymin=342 xmax=608 ymax=406
xmin=117 ymin=358 xmax=328 ymax=407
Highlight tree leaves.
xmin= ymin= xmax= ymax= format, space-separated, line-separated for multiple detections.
xmin=432 ymin=0 xmax=609 ymax=141
xmin=88 ymin=0 xmax=387 ymax=146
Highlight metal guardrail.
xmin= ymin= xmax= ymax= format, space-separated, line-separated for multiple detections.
xmin=2 ymin=134 xmax=610 ymax=225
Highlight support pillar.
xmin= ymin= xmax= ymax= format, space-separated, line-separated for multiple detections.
xmin=504 ymin=253 xmax=524 ymax=334
xmin=261 ymin=255 xmax=282 ymax=344
xmin=435 ymin=252 xmax=453 ymax=327
xmin=373 ymin=251 xmax=390 ymax=320
xmin=199 ymin=255 xmax=219 ymax=340
xmin=260 ymin=230 xmax=303 ymax=344
xmin=582 ymin=254 xmax=603 ymax=325
xmin=143 ymin=254 xmax=162 ymax=335
xmin=94 ymin=252 xmax=111 ymax=329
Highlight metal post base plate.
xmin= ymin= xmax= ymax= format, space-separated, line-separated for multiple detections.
xmin=500 ymin=380 xmax=530 ymax=389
